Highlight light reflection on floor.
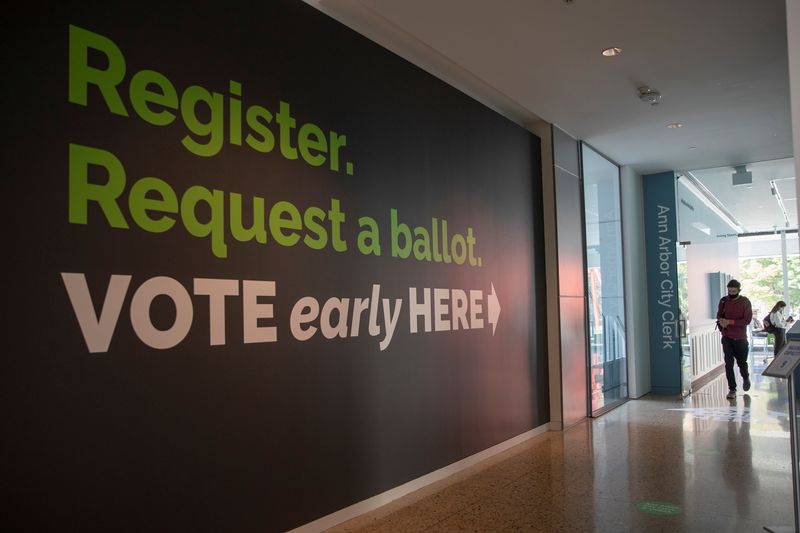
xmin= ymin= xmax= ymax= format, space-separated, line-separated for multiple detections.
xmin=327 ymin=364 xmax=794 ymax=533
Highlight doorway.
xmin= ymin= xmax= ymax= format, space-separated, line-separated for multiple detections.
xmin=676 ymin=158 xmax=798 ymax=392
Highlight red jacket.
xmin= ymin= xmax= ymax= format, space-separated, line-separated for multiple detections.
xmin=716 ymin=295 xmax=753 ymax=340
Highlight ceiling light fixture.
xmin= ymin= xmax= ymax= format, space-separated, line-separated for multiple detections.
xmin=688 ymin=146 xmax=697 ymax=150
xmin=602 ymin=47 xmax=622 ymax=57
xmin=770 ymin=179 xmax=791 ymax=227
xmin=667 ymin=122 xmax=683 ymax=129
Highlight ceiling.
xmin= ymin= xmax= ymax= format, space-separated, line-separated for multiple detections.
xmin=687 ymin=158 xmax=798 ymax=232
xmin=306 ymin=0 xmax=794 ymax=174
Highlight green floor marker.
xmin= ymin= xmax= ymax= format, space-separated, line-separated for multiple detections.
xmin=636 ymin=501 xmax=683 ymax=516
xmin=687 ymin=448 xmax=720 ymax=456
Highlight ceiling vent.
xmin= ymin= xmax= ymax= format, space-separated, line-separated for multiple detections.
xmin=732 ymin=165 xmax=752 ymax=187
xmin=638 ymin=86 xmax=661 ymax=105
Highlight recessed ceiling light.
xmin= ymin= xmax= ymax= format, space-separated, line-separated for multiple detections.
xmin=667 ymin=123 xmax=683 ymax=129
xmin=602 ymin=47 xmax=622 ymax=57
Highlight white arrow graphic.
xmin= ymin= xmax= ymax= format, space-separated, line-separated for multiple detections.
xmin=488 ymin=283 xmax=501 ymax=336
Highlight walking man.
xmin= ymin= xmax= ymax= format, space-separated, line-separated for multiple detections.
xmin=716 ymin=279 xmax=753 ymax=400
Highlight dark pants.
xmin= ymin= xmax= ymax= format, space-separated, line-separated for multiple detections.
xmin=774 ymin=328 xmax=787 ymax=356
xmin=722 ymin=336 xmax=749 ymax=391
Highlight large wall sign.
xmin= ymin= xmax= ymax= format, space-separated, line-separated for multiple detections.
xmin=643 ymin=171 xmax=682 ymax=395
xmin=2 ymin=2 xmax=547 ymax=531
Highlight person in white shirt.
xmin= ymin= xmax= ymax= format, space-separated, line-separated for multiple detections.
xmin=768 ymin=300 xmax=795 ymax=355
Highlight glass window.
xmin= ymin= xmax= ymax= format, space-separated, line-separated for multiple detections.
xmin=581 ymin=144 xmax=628 ymax=414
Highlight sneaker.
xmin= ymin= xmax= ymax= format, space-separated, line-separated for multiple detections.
xmin=743 ymin=379 xmax=751 ymax=392
xmin=726 ymin=390 xmax=736 ymax=400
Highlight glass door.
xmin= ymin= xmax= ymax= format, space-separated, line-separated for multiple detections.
xmin=677 ymin=251 xmax=691 ymax=398
xmin=582 ymin=144 xmax=628 ymax=415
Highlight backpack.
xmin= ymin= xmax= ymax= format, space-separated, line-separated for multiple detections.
xmin=762 ymin=314 xmax=776 ymax=334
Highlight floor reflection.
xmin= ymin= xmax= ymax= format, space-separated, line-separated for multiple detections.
xmin=328 ymin=370 xmax=793 ymax=533
xmin=722 ymin=393 xmax=759 ymax=516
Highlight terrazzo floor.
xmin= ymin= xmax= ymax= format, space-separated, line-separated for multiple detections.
xmin=326 ymin=359 xmax=795 ymax=532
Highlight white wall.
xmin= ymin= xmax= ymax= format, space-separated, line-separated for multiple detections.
xmin=789 ymin=0 xmax=800 ymax=217
xmin=676 ymin=180 xmax=738 ymax=244
xmin=621 ymin=166 xmax=651 ymax=398
xmin=686 ymin=240 xmax=740 ymax=327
